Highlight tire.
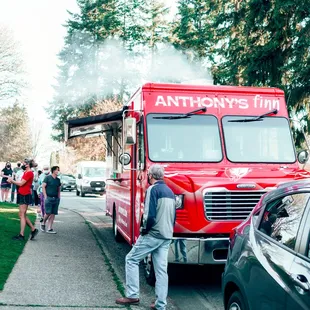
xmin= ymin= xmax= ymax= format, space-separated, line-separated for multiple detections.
xmin=76 ymin=189 xmax=80 ymax=196
xmin=112 ymin=208 xmax=123 ymax=242
xmin=227 ymin=291 xmax=248 ymax=310
xmin=69 ymin=190 xmax=72 ymax=192
xmin=144 ymin=254 xmax=156 ymax=286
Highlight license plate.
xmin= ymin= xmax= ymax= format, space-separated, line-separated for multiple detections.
xmin=95 ymin=187 xmax=101 ymax=191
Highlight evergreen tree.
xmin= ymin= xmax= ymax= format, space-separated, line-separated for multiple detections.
xmin=210 ymin=0 xmax=310 ymax=142
xmin=48 ymin=0 xmax=154 ymax=142
xmin=173 ymin=0 xmax=310 ymax=141
xmin=171 ymin=0 xmax=213 ymax=59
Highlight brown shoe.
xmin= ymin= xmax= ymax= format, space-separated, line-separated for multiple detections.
xmin=115 ymin=297 xmax=140 ymax=305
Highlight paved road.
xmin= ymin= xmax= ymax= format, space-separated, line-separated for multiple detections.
xmin=60 ymin=191 xmax=224 ymax=310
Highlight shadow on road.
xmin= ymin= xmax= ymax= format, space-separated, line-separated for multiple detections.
xmin=168 ymin=264 xmax=224 ymax=286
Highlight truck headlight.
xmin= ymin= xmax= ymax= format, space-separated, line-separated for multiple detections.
xmin=175 ymin=194 xmax=184 ymax=210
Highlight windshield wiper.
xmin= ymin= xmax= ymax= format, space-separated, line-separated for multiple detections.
xmin=228 ymin=109 xmax=278 ymax=123
xmin=153 ymin=107 xmax=207 ymax=120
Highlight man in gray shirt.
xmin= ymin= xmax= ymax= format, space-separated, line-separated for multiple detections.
xmin=40 ymin=166 xmax=61 ymax=234
xmin=116 ymin=164 xmax=176 ymax=310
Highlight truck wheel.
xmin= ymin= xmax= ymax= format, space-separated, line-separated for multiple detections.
xmin=227 ymin=291 xmax=248 ymax=310
xmin=112 ymin=208 xmax=123 ymax=242
xmin=76 ymin=189 xmax=80 ymax=196
xmin=144 ymin=254 xmax=156 ymax=286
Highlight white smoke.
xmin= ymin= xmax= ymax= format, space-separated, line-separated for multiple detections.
xmin=60 ymin=37 xmax=213 ymax=104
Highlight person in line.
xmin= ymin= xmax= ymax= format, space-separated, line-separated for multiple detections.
xmin=8 ymin=159 xmax=39 ymax=241
xmin=1 ymin=162 xmax=13 ymax=202
xmin=116 ymin=164 xmax=176 ymax=310
xmin=10 ymin=162 xmax=22 ymax=203
xmin=174 ymin=239 xmax=187 ymax=263
xmin=38 ymin=165 xmax=50 ymax=222
xmin=40 ymin=166 xmax=61 ymax=234
xmin=15 ymin=163 xmax=24 ymax=203
xmin=32 ymin=166 xmax=41 ymax=216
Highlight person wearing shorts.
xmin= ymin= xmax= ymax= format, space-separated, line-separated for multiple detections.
xmin=8 ymin=159 xmax=39 ymax=241
xmin=1 ymin=162 xmax=13 ymax=202
xmin=40 ymin=166 xmax=61 ymax=234
xmin=38 ymin=165 xmax=50 ymax=221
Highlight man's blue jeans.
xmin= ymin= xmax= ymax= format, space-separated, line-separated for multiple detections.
xmin=125 ymin=234 xmax=171 ymax=310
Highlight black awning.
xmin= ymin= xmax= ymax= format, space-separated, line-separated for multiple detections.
xmin=67 ymin=110 xmax=123 ymax=127
xmin=65 ymin=108 xmax=126 ymax=141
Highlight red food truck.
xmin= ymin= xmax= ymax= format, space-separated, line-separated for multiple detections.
xmin=65 ymin=83 xmax=309 ymax=284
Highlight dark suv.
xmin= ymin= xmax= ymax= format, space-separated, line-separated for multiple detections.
xmin=60 ymin=174 xmax=76 ymax=191
xmin=222 ymin=180 xmax=310 ymax=310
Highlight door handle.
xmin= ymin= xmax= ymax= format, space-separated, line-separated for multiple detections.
xmin=291 ymin=274 xmax=310 ymax=292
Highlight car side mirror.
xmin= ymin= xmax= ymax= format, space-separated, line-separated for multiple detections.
xmin=78 ymin=174 xmax=82 ymax=179
xmin=119 ymin=153 xmax=131 ymax=165
xmin=124 ymin=117 xmax=136 ymax=145
xmin=297 ymin=150 xmax=309 ymax=164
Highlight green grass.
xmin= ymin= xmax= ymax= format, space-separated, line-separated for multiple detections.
xmin=0 ymin=202 xmax=36 ymax=291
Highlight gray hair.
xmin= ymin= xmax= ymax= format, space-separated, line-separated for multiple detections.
xmin=148 ymin=164 xmax=165 ymax=180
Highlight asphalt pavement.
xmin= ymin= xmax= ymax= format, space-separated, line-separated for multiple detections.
xmin=0 ymin=193 xmax=222 ymax=310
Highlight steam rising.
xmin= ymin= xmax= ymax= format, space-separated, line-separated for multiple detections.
xmin=62 ymin=37 xmax=213 ymax=103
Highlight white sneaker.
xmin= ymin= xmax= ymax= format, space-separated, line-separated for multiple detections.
xmin=46 ymin=229 xmax=57 ymax=234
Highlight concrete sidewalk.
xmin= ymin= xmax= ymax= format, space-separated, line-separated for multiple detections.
xmin=0 ymin=208 xmax=126 ymax=310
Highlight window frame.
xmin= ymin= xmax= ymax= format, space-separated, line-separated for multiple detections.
xmin=137 ymin=117 xmax=146 ymax=170
xmin=296 ymin=204 xmax=310 ymax=261
xmin=221 ymin=115 xmax=297 ymax=164
xmin=255 ymin=190 xmax=310 ymax=254
xmin=146 ymin=113 xmax=223 ymax=163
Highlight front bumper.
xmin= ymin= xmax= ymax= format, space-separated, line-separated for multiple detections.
xmin=168 ymin=237 xmax=229 ymax=265
xmin=62 ymin=184 xmax=76 ymax=190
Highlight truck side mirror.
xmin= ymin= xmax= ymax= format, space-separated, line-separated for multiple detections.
xmin=297 ymin=150 xmax=309 ymax=164
xmin=124 ymin=117 xmax=136 ymax=145
xmin=119 ymin=153 xmax=131 ymax=166
xmin=78 ymin=174 xmax=82 ymax=179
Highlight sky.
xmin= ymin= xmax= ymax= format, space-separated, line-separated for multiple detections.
xmin=0 ymin=0 xmax=177 ymax=166
xmin=0 ymin=0 xmax=80 ymax=165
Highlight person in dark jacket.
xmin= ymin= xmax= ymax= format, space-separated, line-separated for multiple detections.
xmin=1 ymin=161 xmax=13 ymax=202
xmin=116 ymin=164 xmax=175 ymax=310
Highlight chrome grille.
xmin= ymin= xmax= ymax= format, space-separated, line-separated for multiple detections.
xmin=90 ymin=181 xmax=105 ymax=188
xmin=204 ymin=191 xmax=265 ymax=221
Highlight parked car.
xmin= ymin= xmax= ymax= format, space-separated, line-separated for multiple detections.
xmin=222 ymin=179 xmax=310 ymax=310
xmin=60 ymin=174 xmax=76 ymax=191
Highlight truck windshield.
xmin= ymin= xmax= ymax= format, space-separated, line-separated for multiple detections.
xmin=83 ymin=167 xmax=105 ymax=177
xmin=222 ymin=116 xmax=296 ymax=163
xmin=147 ymin=114 xmax=222 ymax=162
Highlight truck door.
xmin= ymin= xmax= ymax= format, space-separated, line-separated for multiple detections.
xmin=133 ymin=120 xmax=145 ymax=243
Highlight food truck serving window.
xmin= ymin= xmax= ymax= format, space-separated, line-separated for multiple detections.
xmin=222 ymin=116 xmax=296 ymax=163
xmin=147 ymin=114 xmax=222 ymax=162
